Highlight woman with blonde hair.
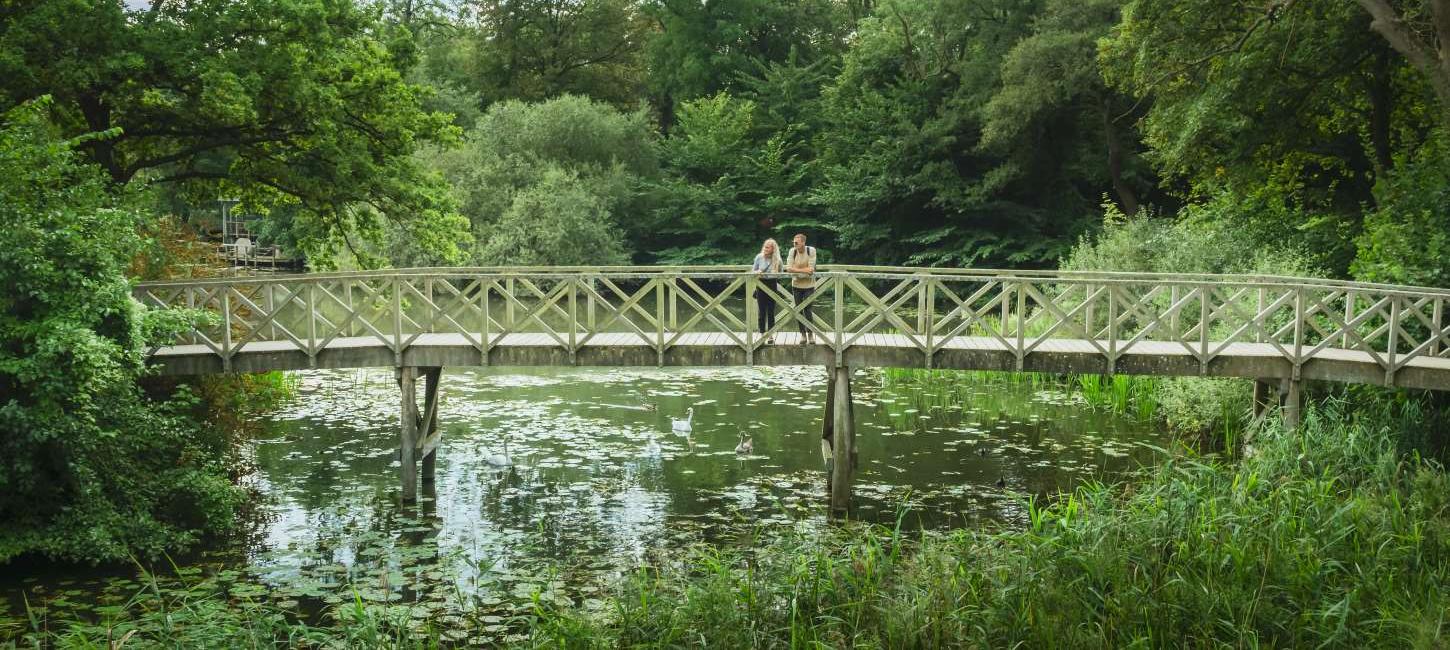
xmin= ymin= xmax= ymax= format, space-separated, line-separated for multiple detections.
xmin=751 ymin=238 xmax=783 ymax=344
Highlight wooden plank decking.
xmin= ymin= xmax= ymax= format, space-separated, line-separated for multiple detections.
xmin=145 ymin=331 xmax=1450 ymax=391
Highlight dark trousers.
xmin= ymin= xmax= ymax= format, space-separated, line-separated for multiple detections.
xmin=792 ymin=286 xmax=814 ymax=337
xmin=756 ymin=283 xmax=778 ymax=333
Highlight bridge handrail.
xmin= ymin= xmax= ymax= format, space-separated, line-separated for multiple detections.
xmin=136 ymin=265 xmax=1450 ymax=299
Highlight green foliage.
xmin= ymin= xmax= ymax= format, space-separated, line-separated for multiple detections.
xmin=434 ymin=94 xmax=655 ymax=266
xmin=982 ymin=0 xmax=1149 ymax=216
xmin=1059 ymin=202 xmax=1321 ymax=440
xmin=1156 ymin=376 xmax=1250 ymax=436
xmin=0 ymin=99 xmax=242 ymax=563
xmin=1061 ymin=199 xmax=1323 ymax=278
xmin=1100 ymin=0 xmax=1443 ymax=274
xmin=813 ymin=0 xmax=1106 ymax=268
xmin=0 ymin=0 xmax=469 ymax=267
xmin=642 ymin=0 xmax=856 ymax=114
xmin=196 ymin=372 xmax=300 ymax=446
xmin=453 ymin=0 xmax=648 ymax=109
xmin=1352 ymin=130 xmax=1450 ymax=286
xmin=477 ymin=168 xmax=631 ymax=266
xmin=528 ymin=401 xmax=1450 ymax=647
xmin=646 ymin=92 xmax=820 ymax=264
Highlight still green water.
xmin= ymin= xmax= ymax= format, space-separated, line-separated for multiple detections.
xmin=3 ymin=366 xmax=1166 ymax=640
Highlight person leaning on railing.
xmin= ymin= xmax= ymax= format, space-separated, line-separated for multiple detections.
xmin=787 ymin=233 xmax=817 ymax=345
xmin=752 ymin=238 xmax=784 ymax=344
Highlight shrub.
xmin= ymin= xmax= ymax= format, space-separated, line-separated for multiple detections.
xmin=1352 ymin=129 xmax=1450 ymax=287
xmin=0 ymin=98 xmax=243 ymax=563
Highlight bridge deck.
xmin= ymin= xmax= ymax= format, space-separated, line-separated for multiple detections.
xmin=147 ymin=331 xmax=1450 ymax=391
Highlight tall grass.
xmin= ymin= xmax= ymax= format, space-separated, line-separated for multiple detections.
xmin=882 ymin=366 xmax=1258 ymax=456
xmin=1072 ymin=372 xmax=1160 ymax=419
xmin=883 ymin=367 xmax=1165 ymax=420
xmin=528 ymin=400 xmax=1450 ymax=648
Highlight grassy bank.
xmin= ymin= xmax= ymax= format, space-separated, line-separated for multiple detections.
xmin=11 ymin=400 xmax=1448 ymax=648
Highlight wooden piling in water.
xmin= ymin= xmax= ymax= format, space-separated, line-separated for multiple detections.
xmin=829 ymin=365 xmax=856 ymax=518
xmin=399 ymin=366 xmax=419 ymax=502
xmin=419 ymin=367 xmax=442 ymax=484
xmin=822 ymin=367 xmax=836 ymax=495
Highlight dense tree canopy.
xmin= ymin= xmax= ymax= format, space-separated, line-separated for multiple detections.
xmin=0 ymin=0 xmax=469 ymax=265
xmin=1103 ymin=0 xmax=1450 ymax=277
xmin=6 ymin=0 xmax=1448 ymax=272
xmin=445 ymin=0 xmax=650 ymax=109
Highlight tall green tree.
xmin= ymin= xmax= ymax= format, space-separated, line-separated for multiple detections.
xmin=446 ymin=0 xmax=650 ymax=109
xmin=1354 ymin=0 xmax=1450 ymax=120
xmin=982 ymin=0 xmax=1149 ymax=216
xmin=647 ymin=92 xmax=819 ymax=264
xmin=1102 ymin=0 xmax=1444 ymax=273
xmin=815 ymin=0 xmax=1103 ymax=267
xmin=433 ymin=95 xmax=657 ymax=265
xmin=643 ymin=0 xmax=858 ymax=128
xmin=0 ymin=0 xmax=469 ymax=266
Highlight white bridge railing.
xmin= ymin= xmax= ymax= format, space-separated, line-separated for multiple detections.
xmin=134 ymin=266 xmax=1450 ymax=383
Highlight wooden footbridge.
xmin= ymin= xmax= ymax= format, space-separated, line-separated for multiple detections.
xmin=135 ymin=266 xmax=1450 ymax=515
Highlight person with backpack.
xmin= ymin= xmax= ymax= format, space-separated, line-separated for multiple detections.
xmin=786 ymin=233 xmax=817 ymax=345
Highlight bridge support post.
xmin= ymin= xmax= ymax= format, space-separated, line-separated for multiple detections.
xmin=1252 ymin=379 xmax=1272 ymax=418
xmin=398 ymin=366 xmax=419 ymax=502
xmin=419 ymin=367 xmax=442 ymax=485
xmin=825 ymin=365 xmax=856 ymax=519
xmin=822 ymin=368 xmax=836 ymax=488
xmin=1282 ymin=378 xmax=1302 ymax=432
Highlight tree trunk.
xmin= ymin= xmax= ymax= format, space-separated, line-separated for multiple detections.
xmin=1356 ymin=0 xmax=1450 ymax=124
xmin=1102 ymin=98 xmax=1140 ymax=216
xmin=76 ymin=93 xmax=124 ymax=183
xmin=1368 ymin=47 xmax=1396 ymax=178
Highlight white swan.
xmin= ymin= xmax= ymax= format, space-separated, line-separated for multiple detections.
xmin=734 ymin=433 xmax=753 ymax=455
xmin=482 ymin=438 xmax=512 ymax=467
xmin=671 ymin=407 xmax=694 ymax=433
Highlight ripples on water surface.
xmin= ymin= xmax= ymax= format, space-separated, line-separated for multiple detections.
xmin=4 ymin=366 xmax=1168 ymax=638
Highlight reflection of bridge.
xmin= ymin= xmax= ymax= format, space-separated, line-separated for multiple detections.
xmin=135 ymin=266 xmax=1450 ymax=515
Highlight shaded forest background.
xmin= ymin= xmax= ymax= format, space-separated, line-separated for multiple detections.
xmin=6 ymin=0 xmax=1450 ymax=281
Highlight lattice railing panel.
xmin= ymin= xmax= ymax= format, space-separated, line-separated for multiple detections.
xmin=134 ymin=268 xmax=1450 ymax=382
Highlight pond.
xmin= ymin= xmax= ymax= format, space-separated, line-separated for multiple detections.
xmin=2 ymin=366 xmax=1168 ymax=642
